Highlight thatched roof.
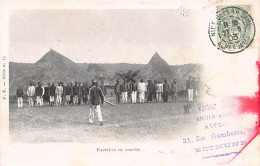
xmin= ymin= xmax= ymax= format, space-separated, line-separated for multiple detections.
xmin=139 ymin=52 xmax=173 ymax=80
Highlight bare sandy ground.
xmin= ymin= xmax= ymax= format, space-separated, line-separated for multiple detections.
xmin=9 ymin=98 xmax=198 ymax=143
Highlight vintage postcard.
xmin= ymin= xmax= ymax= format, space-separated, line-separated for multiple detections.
xmin=0 ymin=0 xmax=259 ymax=165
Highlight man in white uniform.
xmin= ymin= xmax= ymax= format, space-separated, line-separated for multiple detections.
xmin=40 ymin=85 xmax=45 ymax=106
xmin=186 ymin=76 xmax=194 ymax=102
xmin=131 ymin=79 xmax=138 ymax=103
xmin=27 ymin=82 xmax=35 ymax=107
xmin=56 ymin=82 xmax=63 ymax=106
xmin=138 ymin=79 xmax=146 ymax=103
xmin=156 ymin=80 xmax=163 ymax=102
xmin=121 ymin=79 xmax=128 ymax=104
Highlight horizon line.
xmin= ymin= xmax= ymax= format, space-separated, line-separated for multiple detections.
xmin=9 ymin=61 xmax=200 ymax=66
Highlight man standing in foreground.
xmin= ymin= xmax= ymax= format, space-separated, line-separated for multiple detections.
xmin=89 ymin=79 xmax=104 ymax=126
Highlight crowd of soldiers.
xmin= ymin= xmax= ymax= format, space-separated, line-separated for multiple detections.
xmin=15 ymin=77 xmax=199 ymax=126
xmin=16 ymin=76 xmax=199 ymax=108
xmin=16 ymin=81 xmax=101 ymax=108
xmin=114 ymin=78 xmax=177 ymax=104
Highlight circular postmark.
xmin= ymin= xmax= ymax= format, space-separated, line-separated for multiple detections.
xmin=209 ymin=6 xmax=255 ymax=54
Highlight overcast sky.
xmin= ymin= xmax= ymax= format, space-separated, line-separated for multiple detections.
xmin=10 ymin=9 xmax=203 ymax=65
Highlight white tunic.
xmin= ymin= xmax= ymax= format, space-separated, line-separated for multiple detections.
xmin=138 ymin=82 xmax=146 ymax=92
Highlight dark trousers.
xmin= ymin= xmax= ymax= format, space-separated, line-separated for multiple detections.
xmin=83 ymin=94 xmax=88 ymax=104
xmin=116 ymin=92 xmax=120 ymax=104
xmin=78 ymin=95 xmax=81 ymax=105
xmin=147 ymin=93 xmax=153 ymax=102
xmin=70 ymin=95 xmax=73 ymax=105
xmin=153 ymin=92 xmax=157 ymax=101
xmin=172 ymin=91 xmax=178 ymax=103
xmin=46 ymin=95 xmax=50 ymax=105
xmin=163 ymin=92 xmax=169 ymax=102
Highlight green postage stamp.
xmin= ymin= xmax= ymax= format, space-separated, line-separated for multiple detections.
xmin=209 ymin=5 xmax=255 ymax=53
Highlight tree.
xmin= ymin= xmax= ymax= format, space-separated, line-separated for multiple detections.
xmin=113 ymin=70 xmax=140 ymax=82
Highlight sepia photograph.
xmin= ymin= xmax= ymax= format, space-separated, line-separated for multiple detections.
xmin=9 ymin=9 xmax=203 ymax=143
xmin=1 ymin=1 xmax=260 ymax=166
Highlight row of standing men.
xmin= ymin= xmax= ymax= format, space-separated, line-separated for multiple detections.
xmin=16 ymin=78 xmax=179 ymax=108
xmin=113 ymin=76 xmax=200 ymax=104
xmin=16 ymin=76 xmax=200 ymax=108
xmin=16 ymin=81 xmax=105 ymax=108
xmin=114 ymin=78 xmax=178 ymax=104
xmin=16 ymin=80 xmax=106 ymax=126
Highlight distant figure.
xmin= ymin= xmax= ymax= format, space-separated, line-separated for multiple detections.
xmin=61 ymin=82 xmax=66 ymax=106
xmin=40 ymin=83 xmax=45 ymax=107
xmin=147 ymin=80 xmax=155 ymax=102
xmin=171 ymin=79 xmax=178 ymax=103
xmin=78 ymin=82 xmax=82 ymax=105
xmin=156 ymin=80 xmax=163 ymax=102
xmin=33 ymin=83 xmax=37 ymax=106
xmin=121 ymin=79 xmax=128 ymax=104
xmin=138 ymin=79 xmax=146 ymax=103
xmin=45 ymin=83 xmax=51 ymax=105
xmin=16 ymin=86 xmax=24 ymax=108
xmin=114 ymin=80 xmax=121 ymax=104
xmin=127 ymin=80 xmax=131 ymax=101
xmin=81 ymin=83 xmax=85 ymax=104
xmin=69 ymin=82 xmax=74 ymax=105
xmin=194 ymin=77 xmax=200 ymax=101
xmin=82 ymin=83 xmax=89 ymax=104
xmin=130 ymin=79 xmax=138 ymax=103
xmin=56 ymin=82 xmax=63 ymax=107
xmin=35 ymin=82 xmax=44 ymax=107
xmin=100 ymin=80 xmax=107 ymax=96
xmin=163 ymin=79 xmax=170 ymax=102
xmin=65 ymin=83 xmax=72 ymax=105
xmin=27 ymin=82 xmax=35 ymax=107
xmin=186 ymin=76 xmax=194 ymax=102
xmin=86 ymin=82 xmax=90 ymax=103
xmin=89 ymin=79 xmax=104 ymax=126
xmin=73 ymin=82 xmax=80 ymax=105
xmin=153 ymin=80 xmax=157 ymax=101
xmin=49 ymin=83 xmax=56 ymax=106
